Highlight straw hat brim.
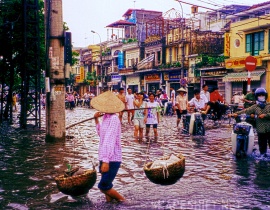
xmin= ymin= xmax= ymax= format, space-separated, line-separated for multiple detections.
xmin=90 ymin=91 xmax=125 ymax=113
xmin=176 ymin=88 xmax=187 ymax=93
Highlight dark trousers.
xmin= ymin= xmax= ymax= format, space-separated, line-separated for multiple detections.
xmin=257 ymin=132 xmax=270 ymax=154
xmin=207 ymin=102 xmax=226 ymax=120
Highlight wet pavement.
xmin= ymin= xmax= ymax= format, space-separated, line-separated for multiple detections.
xmin=1 ymin=107 xmax=270 ymax=209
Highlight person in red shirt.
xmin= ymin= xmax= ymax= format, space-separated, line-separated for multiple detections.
xmin=202 ymin=87 xmax=226 ymax=125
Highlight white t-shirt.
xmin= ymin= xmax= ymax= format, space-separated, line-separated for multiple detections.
xmin=188 ymin=95 xmax=208 ymax=110
xmin=126 ymin=93 xmax=135 ymax=109
xmin=171 ymin=90 xmax=176 ymax=105
xmin=200 ymin=90 xmax=210 ymax=101
xmin=146 ymin=101 xmax=160 ymax=124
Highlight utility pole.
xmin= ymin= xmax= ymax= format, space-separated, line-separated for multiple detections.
xmin=91 ymin=30 xmax=102 ymax=95
xmin=175 ymin=0 xmax=185 ymax=85
xmin=44 ymin=0 xmax=66 ymax=141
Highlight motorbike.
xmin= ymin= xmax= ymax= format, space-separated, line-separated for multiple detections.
xmin=231 ymin=114 xmax=255 ymax=158
xmin=182 ymin=111 xmax=205 ymax=136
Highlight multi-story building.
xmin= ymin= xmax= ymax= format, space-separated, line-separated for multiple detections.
xmin=105 ymin=8 xmax=163 ymax=93
xmin=223 ymin=1 xmax=270 ymax=102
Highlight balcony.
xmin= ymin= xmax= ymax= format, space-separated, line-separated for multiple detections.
xmin=106 ymin=39 xmax=123 ymax=48
xmin=122 ymin=39 xmax=139 ymax=51
xmin=107 ymin=66 xmax=119 ymax=75
xmin=118 ymin=67 xmax=134 ymax=75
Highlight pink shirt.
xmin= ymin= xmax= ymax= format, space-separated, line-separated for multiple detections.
xmin=96 ymin=114 xmax=122 ymax=163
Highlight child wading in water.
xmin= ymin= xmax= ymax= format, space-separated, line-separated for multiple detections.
xmin=91 ymin=91 xmax=126 ymax=203
xmin=133 ymin=91 xmax=146 ymax=141
xmin=144 ymin=93 xmax=160 ymax=141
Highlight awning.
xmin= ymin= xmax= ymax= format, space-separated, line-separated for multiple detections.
xmin=222 ymin=70 xmax=265 ymax=82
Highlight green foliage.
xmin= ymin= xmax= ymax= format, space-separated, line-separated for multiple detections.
xmin=63 ymin=21 xmax=69 ymax=31
xmin=71 ymin=51 xmax=79 ymax=66
xmin=122 ymin=38 xmax=137 ymax=44
xmin=0 ymin=0 xmax=46 ymax=93
xmin=195 ymin=54 xmax=227 ymax=68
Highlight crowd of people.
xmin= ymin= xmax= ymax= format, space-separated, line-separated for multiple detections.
xmin=65 ymin=90 xmax=96 ymax=109
xmin=89 ymin=86 xmax=270 ymax=203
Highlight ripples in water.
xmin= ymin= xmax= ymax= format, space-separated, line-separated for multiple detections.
xmin=1 ymin=109 xmax=270 ymax=209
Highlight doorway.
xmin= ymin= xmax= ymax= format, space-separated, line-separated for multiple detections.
xmin=148 ymin=83 xmax=160 ymax=94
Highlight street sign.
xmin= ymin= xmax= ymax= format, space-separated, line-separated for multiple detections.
xmin=180 ymin=78 xmax=187 ymax=86
xmin=245 ymin=56 xmax=257 ymax=71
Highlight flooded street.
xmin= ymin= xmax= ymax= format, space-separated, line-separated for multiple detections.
xmin=1 ymin=107 xmax=270 ymax=209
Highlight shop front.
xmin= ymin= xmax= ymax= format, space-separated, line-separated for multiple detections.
xmin=144 ymin=73 xmax=161 ymax=94
xmin=108 ymin=75 xmax=121 ymax=91
xmin=164 ymin=72 xmax=181 ymax=92
xmin=222 ymin=70 xmax=265 ymax=95
xmin=126 ymin=74 xmax=140 ymax=93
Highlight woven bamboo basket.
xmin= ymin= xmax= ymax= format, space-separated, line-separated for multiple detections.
xmin=55 ymin=168 xmax=97 ymax=196
xmin=143 ymin=153 xmax=185 ymax=185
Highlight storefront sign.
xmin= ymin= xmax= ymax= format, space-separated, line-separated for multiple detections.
xmin=145 ymin=73 xmax=160 ymax=81
xmin=145 ymin=35 xmax=161 ymax=44
xmin=80 ymin=66 xmax=85 ymax=82
xmin=201 ymin=70 xmax=227 ymax=76
xmin=225 ymin=56 xmax=262 ymax=69
xmin=164 ymin=72 xmax=180 ymax=81
xmin=111 ymin=75 xmax=121 ymax=82
xmin=224 ymin=33 xmax=230 ymax=57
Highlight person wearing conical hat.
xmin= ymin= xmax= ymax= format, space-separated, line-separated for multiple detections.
xmin=175 ymin=88 xmax=188 ymax=127
xmin=91 ymin=91 xmax=126 ymax=202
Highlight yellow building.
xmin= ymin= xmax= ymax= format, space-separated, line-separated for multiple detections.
xmin=224 ymin=2 xmax=270 ymax=101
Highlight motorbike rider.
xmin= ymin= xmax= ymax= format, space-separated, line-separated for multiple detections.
xmin=243 ymin=88 xmax=256 ymax=108
xmin=230 ymin=87 xmax=270 ymax=157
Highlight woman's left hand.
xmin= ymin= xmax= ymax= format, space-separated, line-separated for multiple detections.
xmin=101 ymin=162 xmax=109 ymax=173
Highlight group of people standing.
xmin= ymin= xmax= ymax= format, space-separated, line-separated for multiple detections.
xmin=115 ymin=87 xmax=160 ymax=141
xmin=65 ymin=90 xmax=95 ymax=109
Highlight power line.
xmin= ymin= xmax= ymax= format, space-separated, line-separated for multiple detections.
xmin=195 ymin=0 xmax=222 ymax=8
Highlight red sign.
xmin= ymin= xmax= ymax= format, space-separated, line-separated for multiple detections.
xmin=245 ymin=56 xmax=257 ymax=71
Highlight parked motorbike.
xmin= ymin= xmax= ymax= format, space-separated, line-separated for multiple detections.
xmin=182 ymin=112 xmax=205 ymax=136
xmin=231 ymin=114 xmax=255 ymax=158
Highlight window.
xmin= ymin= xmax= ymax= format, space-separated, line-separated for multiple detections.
xmin=169 ymin=48 xmax=172 ymax=63
xmin=157 ymin=51 xmax=161 ymax=64
xmin=175 ymin=47 xmax=179 ymax=61
xmin=245 ymin=31 xmax=264 ymax=55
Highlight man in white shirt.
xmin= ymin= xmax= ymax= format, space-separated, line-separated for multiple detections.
xmin=126 ymin=88 xmax=135 ymax=124
xmin=170 ymin=86 xmax=176 ymax=106
xmin=188 ymin=89 xmax=208 ymax=120
xmin=200 ymin=84 xmax=210 ymax=101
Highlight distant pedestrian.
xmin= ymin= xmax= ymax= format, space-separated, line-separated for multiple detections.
xmin=126 ymin=88 xmax=135 ymax=124
xmin=117 ymin=88 xmax=127 ymax=123
xmin=175 ymin=88 xmax=188 ymax=127
xmin=200 ymin=84 xmax=210 ymax=101
xmin=91 ymin=91 xmax=126 ymax=203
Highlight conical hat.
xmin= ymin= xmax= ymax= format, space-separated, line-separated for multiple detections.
xmin=90 ymin=91 xmax=125 ymax=113
xmin=176 ymin=87 xmax=187 ymax=93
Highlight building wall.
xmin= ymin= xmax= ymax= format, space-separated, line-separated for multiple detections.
xmin=125 ymin=49 xmax=140 ymax=68
xmin=229 ymin=16 xmax=270 ymax=58
xmin=126 ymin=75 xmax=140 ymax=92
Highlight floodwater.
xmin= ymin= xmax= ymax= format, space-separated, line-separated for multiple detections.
xmin=1 ymin=107 xmax=270 ymax=210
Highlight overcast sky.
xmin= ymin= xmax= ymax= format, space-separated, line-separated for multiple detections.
xmin=62 ymin=0 xmax=266 ymax=47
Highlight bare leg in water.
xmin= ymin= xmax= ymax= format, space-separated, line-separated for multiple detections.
xmin=101 ymin=188 xmax=125 ymax=202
